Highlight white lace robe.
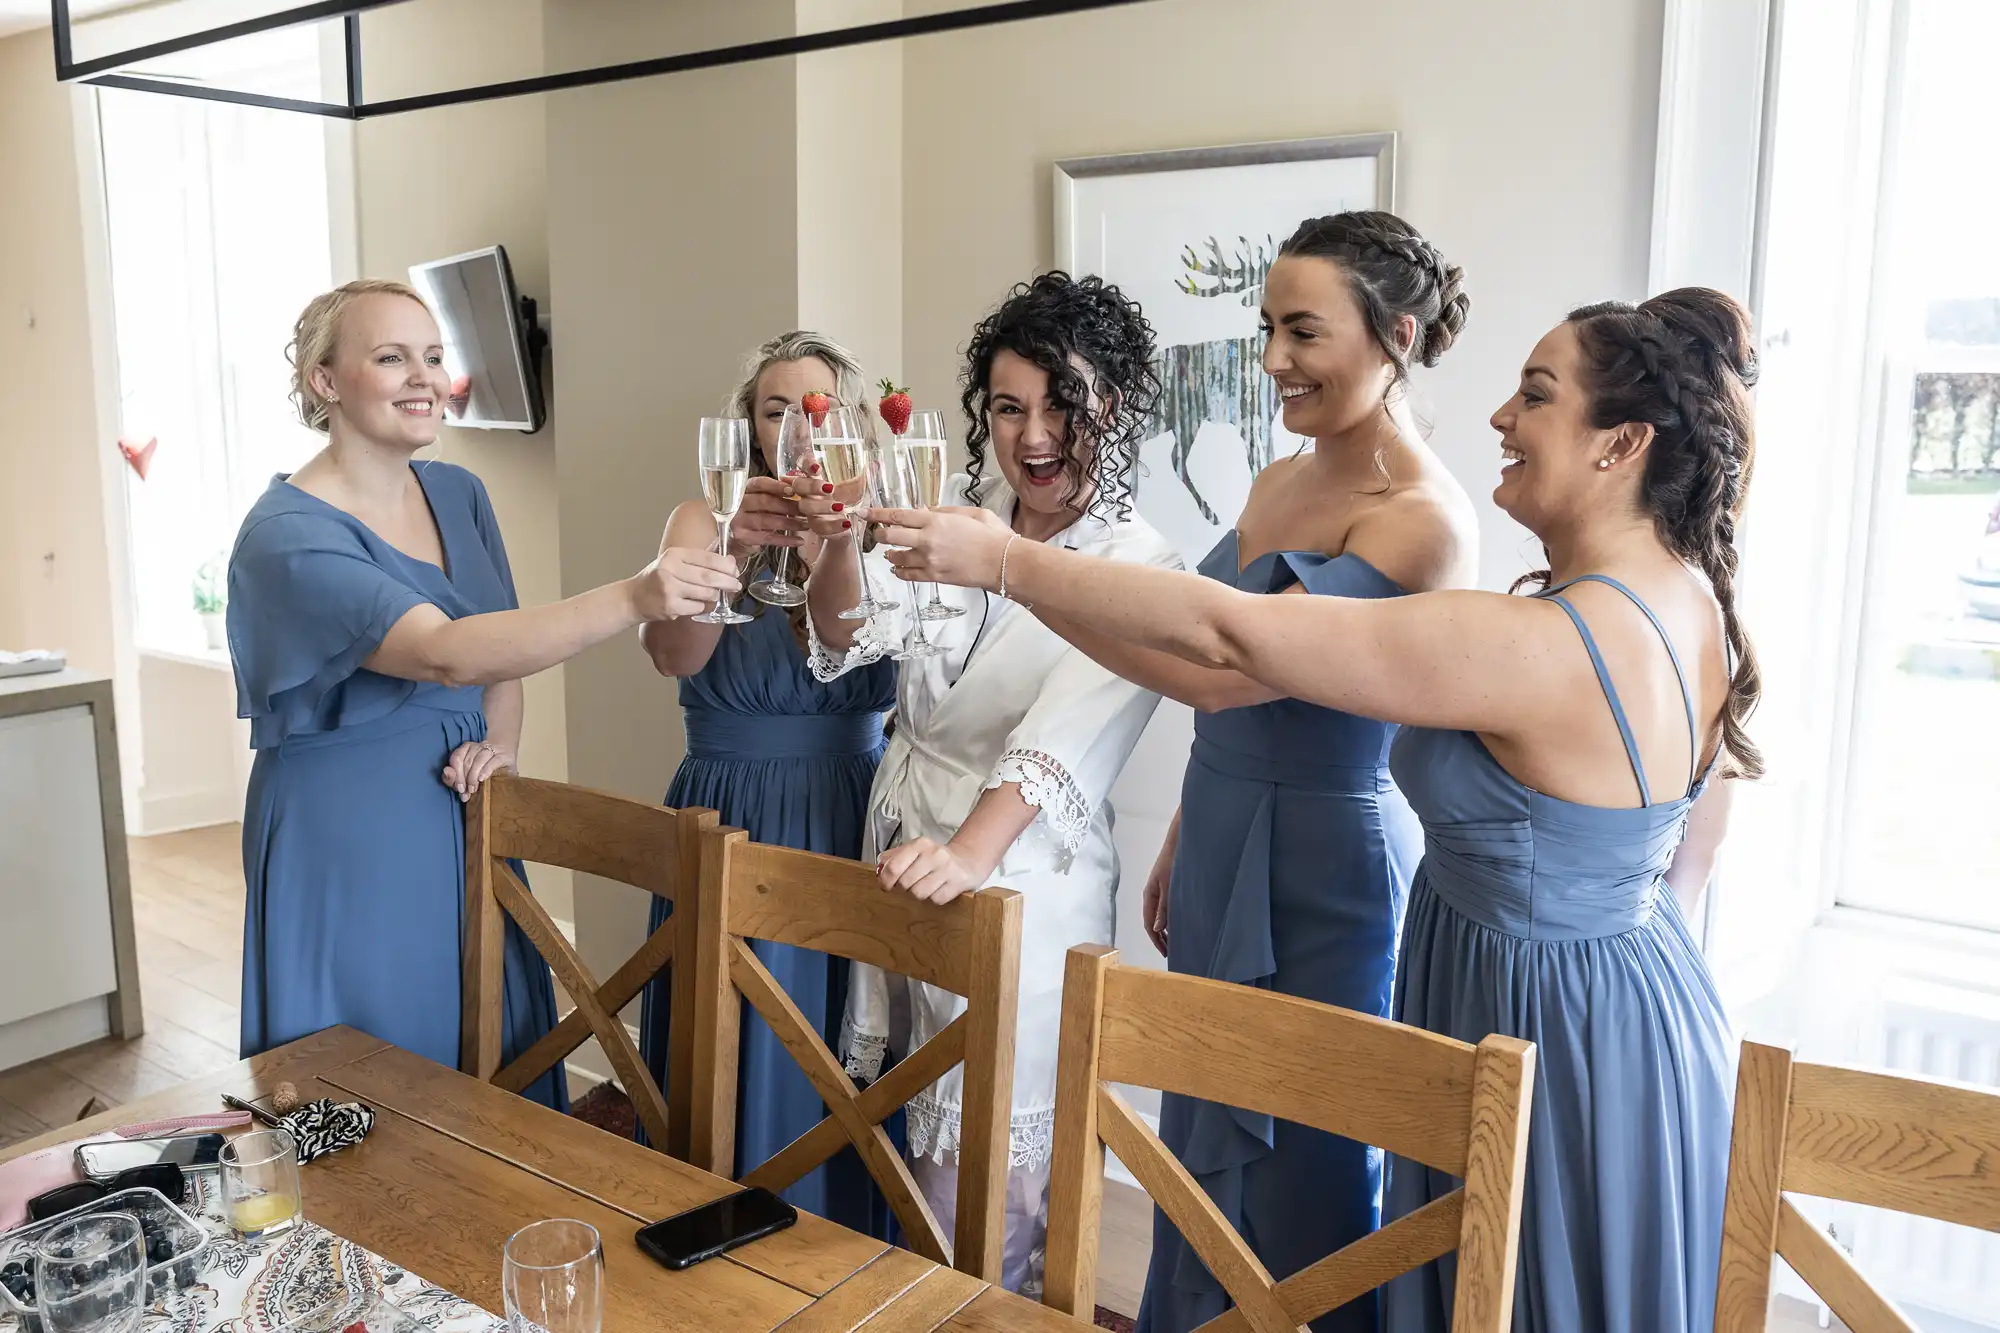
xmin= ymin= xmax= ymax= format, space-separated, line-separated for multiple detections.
xmin=810 ymin=475 xmax=1179 ymax=1169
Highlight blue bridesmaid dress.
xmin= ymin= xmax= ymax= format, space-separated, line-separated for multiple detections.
xmin=1384 ymin=575 xmax=1735 ymax=1332
xmin=1139 ymin=532 xmax=1421 ymax=1333
xmin=228 ymin=461 xmax=568 ymax=1110
xmin=636 ymin=591 xmax=899 ymax=1236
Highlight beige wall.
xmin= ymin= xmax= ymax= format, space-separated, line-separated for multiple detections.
xmin=900 ymin=0 xmax=1665 ymax=594
xmin=0 ymin=29 xmax=117 ymax=674
xmin=352 ymin=0 xmax=573 ymax=920
xmin=544 ymin=0 xmax=805 ymax=985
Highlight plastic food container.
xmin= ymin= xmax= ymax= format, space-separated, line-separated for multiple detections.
xmin=0 ymin=1187 xmax=209 ymax=1333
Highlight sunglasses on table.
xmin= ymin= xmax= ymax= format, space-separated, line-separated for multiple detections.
xmin=26 ymin=1163 xmax=187 ymax=1223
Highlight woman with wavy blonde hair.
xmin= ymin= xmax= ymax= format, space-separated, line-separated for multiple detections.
xmin=634 ymin=330 xmax=900 ymax=1237
xmin=229 ymin=280 xmax=737 ymax=1108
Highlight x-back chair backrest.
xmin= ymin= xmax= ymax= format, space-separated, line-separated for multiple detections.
xmin=686 ymin=825 xmax=1023 ymax=1283
xmin=463 ymin=775 xmax=714 ymax=1158
xmin=1044 ymin=947 xmax=1537 ymax=1333
xmin=1714 ymin=1040 xmax=2000 ymax=1333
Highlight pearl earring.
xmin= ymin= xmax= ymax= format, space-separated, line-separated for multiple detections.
xmin=1597 ymin=458 xmax=1612 ymax=470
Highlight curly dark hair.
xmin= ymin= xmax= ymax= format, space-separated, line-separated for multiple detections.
xmin=959 ymin=271 xmax=1160 ymax=523
xmin=1278 ymin=210 xmax=1471 ymax=388
xmin=1541 ymin=287 xmax=1764 ymax=780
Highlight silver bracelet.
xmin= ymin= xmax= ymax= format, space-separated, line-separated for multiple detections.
xmin=997 ymin=533 xmax=1031 ymax=608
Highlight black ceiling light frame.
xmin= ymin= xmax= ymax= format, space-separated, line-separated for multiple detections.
xmin=52 ymin=0 xmax=1156 ymax=117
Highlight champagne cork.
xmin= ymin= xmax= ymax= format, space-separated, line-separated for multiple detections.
xmin=272 ymin=1082 xmax=300 ymax=1114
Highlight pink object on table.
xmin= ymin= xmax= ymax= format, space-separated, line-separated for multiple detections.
xmin=0 ymin=1134 xmax=117 ymax=1233
xmin=113 ymin=1111 xmax=252 ymax=1138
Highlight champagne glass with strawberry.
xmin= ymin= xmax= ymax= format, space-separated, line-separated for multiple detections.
xmin=871 ymin=384 xmax=941 ymax=660
xmin=898 ymin=406 xmax=964 ymax=622
xmin=749 ymin=405 xmax=811 ymax=607
xmin=808 ymin=399 xmax=887 ymax=620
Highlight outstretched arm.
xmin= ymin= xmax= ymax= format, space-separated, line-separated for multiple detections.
xmin=871 ymin=505 xmax=1562 ymax=737
xmin=1034 ymin=605 xmax=1282 ymax=712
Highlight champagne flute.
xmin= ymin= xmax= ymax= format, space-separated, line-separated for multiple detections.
xmin=903 ymin=410 xmax=964 ymax=622
xmin=869 ymin=437 xmax=941 ymax=661
xmin=691 ymin=417 xmax=755 ymax=626
xmin=810 ymin=406 xmax=887 ymax=621
xmin=749 ymin=406 xmax=810 ymax=608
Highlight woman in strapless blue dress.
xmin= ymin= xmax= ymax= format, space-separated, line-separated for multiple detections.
xmin=963 ymin=215 xmax=1478 ymax=1332
xmin=635 ymin=332 xmax=900 ymax=1238
xmin=874 ymin=287 xmax=1762 ymax=1332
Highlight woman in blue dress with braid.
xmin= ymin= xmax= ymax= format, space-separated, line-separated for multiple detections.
xmin=879 ymin=286 xmax=1755 ymax=1332
xmin=636 ymin=331 xmax=899 ymax=1237
xmin=950 ymin=214 xmax=1480 ymax=1331
xmin=230 ymin=280 xmax=741 ymax=1109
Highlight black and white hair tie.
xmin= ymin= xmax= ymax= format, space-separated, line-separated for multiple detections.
xmin=279 ymin=1099 xmax=375 ymax=1165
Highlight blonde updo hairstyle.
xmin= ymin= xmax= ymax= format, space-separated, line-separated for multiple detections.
xmin=287 ymin=279 xmax=434 ymax=433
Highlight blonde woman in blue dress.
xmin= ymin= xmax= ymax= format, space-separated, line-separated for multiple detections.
xmin=874 ymin=287 xmax=1756 ymax=1331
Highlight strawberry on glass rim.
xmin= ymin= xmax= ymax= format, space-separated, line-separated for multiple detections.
xmin=877 ymin=381 xmax=913 ymax=436
xmin=801 ymin=389 xmax=832 ymax=428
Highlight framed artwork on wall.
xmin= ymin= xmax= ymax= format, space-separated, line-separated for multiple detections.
xmin=1054 ymin=131 xmax=1396 ymax=567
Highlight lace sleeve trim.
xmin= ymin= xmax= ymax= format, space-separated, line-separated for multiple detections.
xmin=907 ymin=1093 xmax=1056 ymax=1172
xmin=806 ymin=595 xmax=894 ymax=683
xmin=988 ymin=748 xmax=1092 ymax=865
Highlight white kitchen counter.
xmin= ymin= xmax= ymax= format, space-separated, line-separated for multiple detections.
xmin=0 ymin=670 xmax=141 ymax=1071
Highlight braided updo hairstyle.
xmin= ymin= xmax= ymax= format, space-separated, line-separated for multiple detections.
xmin=1277 ymin=210 xmax=1471 ymax=387
xmin=1564 ymin=287 xmax=1764 ymax=780
xmin=960 ymin=271 xmax=1160 ymax=523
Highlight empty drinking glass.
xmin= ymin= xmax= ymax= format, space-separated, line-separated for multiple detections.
xmin=503 ymin=1220 xmax=602 ymax=1333
xmin=34 ymin=1213 xmax=146 ymax=1333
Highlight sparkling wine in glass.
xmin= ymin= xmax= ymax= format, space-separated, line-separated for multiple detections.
xmin=870 ymin=438 xmax=941 ymax=661
xmin=749 ymin=405 xmax=810 ymax=608
xmin=903 ymin=410 xmax=964 ymax=622
xmin=811 ymin=406 xmax=886 ymax=621
xmin=692 ymin=417 xmax=754 ymax=626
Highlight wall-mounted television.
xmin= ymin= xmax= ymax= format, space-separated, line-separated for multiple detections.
xmin=408 ymin=245 xmax=546 ymax=433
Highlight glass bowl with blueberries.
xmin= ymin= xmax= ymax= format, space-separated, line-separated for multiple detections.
xmin=0 ymin=1186 xmax=209 ymax=1333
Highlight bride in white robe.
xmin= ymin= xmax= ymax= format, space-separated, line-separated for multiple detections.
xmin=801 ymin=273 xmax=1177 ymax=1293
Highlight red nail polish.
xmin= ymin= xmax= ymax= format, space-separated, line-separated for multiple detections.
xmin=842 ymin=520 xmax=852 ymax=530
xmin=831 ymin=502 xmax=844 ymax=512
xmin=822 ymin=483 xmax=834 ymax=494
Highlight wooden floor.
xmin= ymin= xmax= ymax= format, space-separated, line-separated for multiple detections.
xmin=0 ymin=824 xmax=245 ymax=1147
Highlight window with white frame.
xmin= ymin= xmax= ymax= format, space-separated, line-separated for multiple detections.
xmin=1831 ymin=0 xmax=2000 ymax=932
xmin=97 ymin=27 xmax=334 ymax=659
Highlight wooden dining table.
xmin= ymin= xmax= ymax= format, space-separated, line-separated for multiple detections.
xmin=0 ymin=1028 xmax=1070 ymax=1333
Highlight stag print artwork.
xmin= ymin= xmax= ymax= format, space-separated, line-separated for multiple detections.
xmin=1155 ymin=234 xmax=1284 ymax=523
xmin=1055 ymin=137 xmax=1391 ymax=569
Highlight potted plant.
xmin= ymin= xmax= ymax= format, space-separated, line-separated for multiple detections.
xmin=193 ymin=556 xmax=227 ymax=651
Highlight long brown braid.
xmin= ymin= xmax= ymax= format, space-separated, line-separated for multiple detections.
xmin=1557 ymin=287 xmax=1765 ymax=780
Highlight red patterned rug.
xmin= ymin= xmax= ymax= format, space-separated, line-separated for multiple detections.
xmin=570 ymin=1081 xmax=1134 ymax=1329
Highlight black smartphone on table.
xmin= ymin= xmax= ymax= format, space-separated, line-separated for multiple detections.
xmin=75 ymin=1134 xmax=225 ymax=1180
xmin=635 ymin=1187 xmax=797 ymax=1271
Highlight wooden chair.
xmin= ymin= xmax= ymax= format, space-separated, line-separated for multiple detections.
xmin=1044 ymin=946 xmax=1537 ymax=1333
xmin=462 ymin=774 xmax=714 ymax=1158
xmin=1714 ymin=1040 xmax=2000 ymax=1332
xmin=685 ymin=824 xmax=1022 ymax=1283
